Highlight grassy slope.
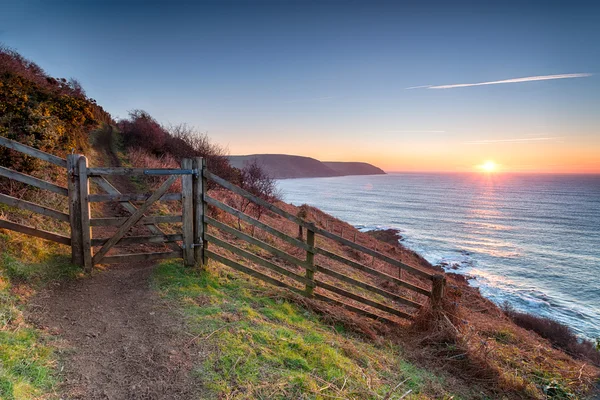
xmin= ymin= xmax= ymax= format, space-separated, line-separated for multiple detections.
xmin=0 ymin=232 xmax=79 ymax=400
xmin=152 ymin=260 xmax=453 ymax=400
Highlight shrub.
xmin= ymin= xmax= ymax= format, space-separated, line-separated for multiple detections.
xmin=502 ymin=302 xmax=600 ymax=365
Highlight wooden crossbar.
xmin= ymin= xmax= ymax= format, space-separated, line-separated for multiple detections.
xmin=89 ymin=193 xmax=181 ymax=202
xmin=0 ymin=193 xmax=69 ymax=222
xmin=91 ymin=234 xmax=183 ymax=246
xmin=101 ymin=250 xmax=183 ymax=264
xmin=92 ymin=174 xmax=178 ymax=264
xmin=0 ymin=219 xmax=71 ymax=246
xmin=0 ymin=166 xmax=68 ymax=196
xmin=87 ymin=167 xmax=195 ymax=176
xmin=0 ymin=136 xmax=67 ymax=168
xmin=90 ymin=215 xmax=182 ymax=226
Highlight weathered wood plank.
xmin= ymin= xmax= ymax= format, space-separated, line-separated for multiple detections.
xmin=0 ymin=193 xmax=69 ymax=222
xmin=312 ymin=226 xmax=433 ymax=280
xmin=315 ymin=280 xmax=414 ymax=320
xmin=101 ymin=250 xmax=183 ymax=264
xmin=201 ymin=160 xmax=208 ymax=265
xmin=206 ymin=234 xmax=313 ymax=286
xmin=0 ymin=136 xmax=67 ymax=168
xmin=193 ymin=158 xmax=204 ymax=266
xmin=67 ymin=154 xmax=83 ymax=265
xmin=0 ymin=219 xmax=71 ymax=246
xmin=91 ymin=234 xmax=183 ymax=246
xmin=205 ymin=170 xmax=432 ymax=279
xmin=78 ymin=156 xmax=93 ymax=272
xmin=90 ymin=176 xmax=181 ymax=252
xmin=205 ymin=195 xmax=310 ymax=251
xmin=314 ymin=246 xmax=431 ymax=297
xmin=87 ymin=167 xmax=193 ymax=176
xmin=305 ymin=225 xmax=316 ymax=297
xmin=0 ymin=166 xmax=68 ymax=196
xmin=181 ymin=159 xmax=195 ymax=266
xmin=315 ymin=264 xmax=423 ymax=309
xmin=205 ymin=216 xmax=308 ymax=269
xmin=205 ymin=249 xmax=304 ymax=295
xmin=88 ymin=193 xmax=181 ymax=202
xmin=89 ymin=215 xmax=182 ymax=226
xmin=313 ymin=293 xmax=396 ymax=324
xmin=92 ymin=174 xmax=178 ymax=264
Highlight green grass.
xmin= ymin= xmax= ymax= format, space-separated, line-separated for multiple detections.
xmin=0 ymin=233 xmax=79 ymax=400
xmin=153 ymin=260 xmax=450 ymax=399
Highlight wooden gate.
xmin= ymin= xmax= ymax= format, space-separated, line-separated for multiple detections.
xmin=74 ymin=156 xmax=206 ymax=272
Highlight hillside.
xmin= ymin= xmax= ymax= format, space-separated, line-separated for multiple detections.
xmin=323 ymin=161 xmax=386 ymax=176
xmin=228 ymin=154 xmax=386 ymax=179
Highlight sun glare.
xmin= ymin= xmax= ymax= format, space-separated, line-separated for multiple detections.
xmin=478 ymin=160 xmax=498 ymax=173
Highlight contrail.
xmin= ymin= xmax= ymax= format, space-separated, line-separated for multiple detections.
xmin=407 ymin=73 xmax=592 ymax=90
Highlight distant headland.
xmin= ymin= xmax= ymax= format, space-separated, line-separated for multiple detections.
xmin=228 ymin=154 xmax=386 ymax=179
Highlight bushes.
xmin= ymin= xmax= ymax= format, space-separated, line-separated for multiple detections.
xmin=0 ymin=45 xmax=112 ymax=173
xmin=502 ymin=302 xmax=600 ymax=365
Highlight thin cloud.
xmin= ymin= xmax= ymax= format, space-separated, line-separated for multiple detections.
xmin=465 ymin=137 xmax=563 ymax=145
xmin=407 ymin=73 xmax=592 ymax=90
xmin=387 ymin=130 xmax=446 ymax=133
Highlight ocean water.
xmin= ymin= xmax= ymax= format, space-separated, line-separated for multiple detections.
xmin=277 ymin=173 xmax=600 ymax=340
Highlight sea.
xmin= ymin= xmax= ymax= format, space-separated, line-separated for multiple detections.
xmin=277 ymin=173 xmax=600 ymax=341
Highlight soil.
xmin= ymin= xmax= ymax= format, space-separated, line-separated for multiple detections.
xmin=27 ymin=127 xmax=203 ymax=399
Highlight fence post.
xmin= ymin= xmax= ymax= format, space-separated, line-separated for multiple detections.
xmin=305 ymin=223 xmax=316 ymax=297
xmin=181 ymin=158 xmax=195 ymax=267
xmin=192 ymin=157 xmax=204 ymax=267
xmin=78 ymin=156 xmax=93 ymax=273
xmin=67 ymin=154 xmax=83 ymax=266
xmin=431 ymin=274 xmax=446 ymax=310
xmin=201 ymin=159 xmax=208 ymax=265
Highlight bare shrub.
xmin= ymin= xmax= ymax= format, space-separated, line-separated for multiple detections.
xmin=502 ymin=302 xmax=600 ymax=365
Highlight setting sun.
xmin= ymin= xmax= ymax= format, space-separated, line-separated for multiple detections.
xmin=478 ymin=160 xmax=498 ymax=172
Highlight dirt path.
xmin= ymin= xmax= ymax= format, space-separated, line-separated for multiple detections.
xmin=28 ymin=127 xmax=202 ymax=399
xmin=30 ymin=264 xmax=200 ymax=399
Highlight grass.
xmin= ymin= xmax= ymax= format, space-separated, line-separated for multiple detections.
xmin=152 ymin=260 xmax=453 ymax=399
xmin=0 ymin=231 xmax=80 ymax=400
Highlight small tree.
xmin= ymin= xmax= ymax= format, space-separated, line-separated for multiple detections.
xmin=240 ymin=159 xmax=280 ymax=235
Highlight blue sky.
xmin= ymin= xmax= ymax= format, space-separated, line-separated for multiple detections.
xmin=1 ymin=0 xmax=599 ymax=172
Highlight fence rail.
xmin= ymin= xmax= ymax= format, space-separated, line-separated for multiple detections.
xmin=0 ymin=136 xmax=446 ymax=324
xmin=202 ymin=169 xmax=444 ymax=322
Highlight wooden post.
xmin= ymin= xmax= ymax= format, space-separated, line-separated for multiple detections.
xmin=431 ymin=274 xmax=446 ymax=310
xmin=181 ymin=159 xmax=195 ymax=267
xmin=78 ymin=156 xmax=93 ymax=273
xmin=305 ymin=223 xmax=316 ymax=297
xmin=201 ymin=159 xmax=209 ymax=265
xmin=192 ymin=157 xmax=204 ymax=267
xmin=67 ymin=154 xmax=83 ymax=266
xmin=353 ymin=231 xmax=357 ymax=242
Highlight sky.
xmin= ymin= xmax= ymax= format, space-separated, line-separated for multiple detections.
xmin=1 ymin=0 xmax=599 ymax=173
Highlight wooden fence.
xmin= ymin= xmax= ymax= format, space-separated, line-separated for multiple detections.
xmin=0 ymin=136 xmax=445 ymax=323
